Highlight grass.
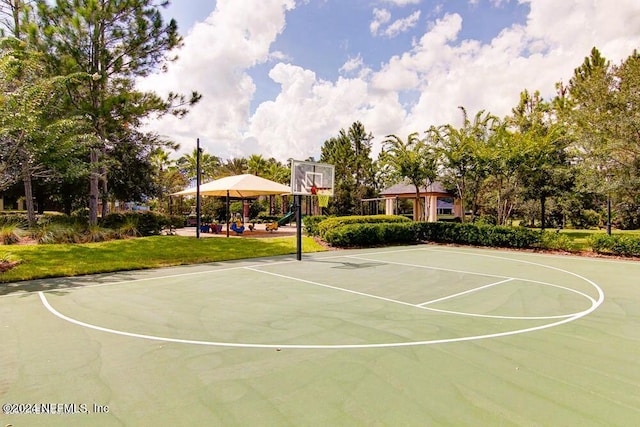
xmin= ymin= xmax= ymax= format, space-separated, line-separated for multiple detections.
xmin=0 ymin=235 xmax=327 ymax=283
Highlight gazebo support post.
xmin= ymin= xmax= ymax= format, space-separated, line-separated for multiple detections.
xmin=226 ymin=190 xmax=230 ymax=238
xmin=196 ymin=138 xmax=201 ymax=239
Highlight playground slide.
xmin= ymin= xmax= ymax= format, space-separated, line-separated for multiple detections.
xmin=277 ymin=210 xmax=295 ymax=226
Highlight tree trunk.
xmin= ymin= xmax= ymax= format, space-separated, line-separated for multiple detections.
xmin=22 ymin=163 xmax=36 ymax=227
xmin=100 ymin=144 xmax=109 ymax=218
xmin=414 ymin=185 xmax=421 ymax=221
xmin=101 ymin=172 xmax=108 ymax=218
xmin=456 ymin=181 xmax=466 ymax=223
xmin=89 ymin=148 xmax=100 ymax=225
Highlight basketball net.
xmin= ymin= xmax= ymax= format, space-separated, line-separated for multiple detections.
xmin=317 ymin=189 xmax=331 ymax=208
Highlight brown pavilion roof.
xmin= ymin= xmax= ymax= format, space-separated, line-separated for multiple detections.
xmin=380 ymin=181 xmax=451 ymax=196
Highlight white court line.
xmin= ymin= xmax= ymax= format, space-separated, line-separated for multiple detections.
xmin=346 ymin=255 xmax=597 ymax=304
xmin=423 ymin=245 xmax=640 ymax=265
xmin=245 ymin=267 xmax=583 ymax=320
xmin=418 ymin=278 xmax=514 ymax=306
xmin=243 ymin=267 xmax=420 ymax=310
xmin=345 ymin=255 xmax=510 ymax=279
xmin=37 ymin=250 xmax=605 ymax=350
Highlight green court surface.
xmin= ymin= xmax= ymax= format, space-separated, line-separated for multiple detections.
xmin=1 ymin=245 xmax=639 ymax=426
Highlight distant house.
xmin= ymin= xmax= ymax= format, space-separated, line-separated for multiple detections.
xmin=379 ymin=181 xmax=461 ymax=222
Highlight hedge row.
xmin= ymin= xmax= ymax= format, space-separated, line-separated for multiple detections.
xmin=321 ymin=220 xmax=542 ymax=249
xmin=414 ymin=222 xmax=541 ymax=249
xmin=590 ymin=234 xmax=640 ymax=257
xmin=323 ymin=222 xmax=416 ymax=247
xmin=314 ymin=215 xmax=411 ymax=239
xmin=303 ymin=215 xmax=329 ymax=236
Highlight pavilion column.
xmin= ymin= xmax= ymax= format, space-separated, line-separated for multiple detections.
xmin=243 ymin=200 xmax=250 ymax=224
xmin=454 ymin=198 xmax=463 ymax=220
xmin=427 ymin=195 xmax=438 ymax=222
xmin=421 ymin=196 xmax=431 ymax=221
xmin=385 ymin=198 xmax=395 ymax=215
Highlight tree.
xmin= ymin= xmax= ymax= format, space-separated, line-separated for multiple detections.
xmin=220 ymin=157 xmax=248 ymax=176
xmin=176 ymin=148 xmax=221 ymax=183
xmin=347 ymin=121 xmax=376 ymax=206
xmin=321 ymin=130 xmax=355 ymax=214
xmin=0 ymin=0 xmax=35 ymax=38
xmin=35 ymin=0 xmax=200 ymax=224
xmin=509 ymin=90 xmax=573 ymax=229
xmin=428 ymin=107 xmax=497 ymax=222
xmin=380 ymin=132 xmax=437 ymax=221
xmin=247 ymin=154 xmax=269 ymax=177
xmin=0 ymin=38 xmax=83 ymax=225
xmin=566 ymin=47 xmax=640 ymax=228
xmin=320 ymin=121 xmax=376 ymax=215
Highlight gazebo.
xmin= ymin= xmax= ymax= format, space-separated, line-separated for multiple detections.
xmin=379 ymin=181 xmax=462 ymax=222
xmin=172 ymin=174 xmax=292 ymax=236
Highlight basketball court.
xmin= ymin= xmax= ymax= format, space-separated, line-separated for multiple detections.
xmin=2 ymin=244 xmax=639 ymax=426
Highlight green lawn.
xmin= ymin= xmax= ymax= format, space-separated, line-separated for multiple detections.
xmin=0 ymin=235 xmax=327 ymax=283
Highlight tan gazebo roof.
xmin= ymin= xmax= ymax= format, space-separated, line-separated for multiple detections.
xmin=172 ymin=174 xmax=291 ymax=198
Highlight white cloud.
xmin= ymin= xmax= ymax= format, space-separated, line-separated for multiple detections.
xmin=382 ymin=10 xmax=422 ymax=38
xmin=339 ymin=55 xmax=364 ymax=74
xmin=246 ymin=62 xmax=406 ymax=160
xmin=370 ymin=8 xmax=391 ymax=36
xmin=141 ymin=0 xmax=640 ymax=163
xmin=138 ymin=0 xmax=295 ymax=158
xmin=371 ymin=8 xmax=421 ymax=38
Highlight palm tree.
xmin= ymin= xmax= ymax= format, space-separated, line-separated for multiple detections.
xmin=220 ymin=157 xmax=248 ymax=176
xmin=176 ymin=148 xmax=221 ymax=182
xmin=381 ymin=132 xmax=437 ymax=221
xmin=247 ymin=154 xmax=269 ymax=176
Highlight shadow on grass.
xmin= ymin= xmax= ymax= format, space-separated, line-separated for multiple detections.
xmin=0 ymin=235 xmax=325 ymax=296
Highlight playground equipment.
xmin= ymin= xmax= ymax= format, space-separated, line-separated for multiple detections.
xmin=265 ymin=207 xmax=297 ymax=232
xmin=265 ymin=222 xmax=278 ymax=232
xmin=230 ymin=220 xmax=245 ymax=234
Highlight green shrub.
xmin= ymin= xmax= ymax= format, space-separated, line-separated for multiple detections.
xmin=413 ymin=222 xmax=541 ymax=249
xmin=317 ymin=217 xmax=545 ymax=249
xmin=316 ymin=215 xmax=410 ymax=239
xmin=101 ymin=211 xmax=169 ymax=236
xmin=0 ymin=213 xmax=29 ymax=226
xmin=590 ymin=234 xmax=640 ymax=257
xmin=167 ymin=215 xmax=185 ymax=229
xmin=82 ymin=225 xmax=116 ymax=243
xmin=303 ymin=215 xmax=329 ymax=236
xmin=323 ymin=222 xmax=416 ymax=247
xmin=256 ymin=214 xmax=281 ymax=223
xmin=540 ymin=231 xmax=576 ymax=252
xmin=117 ymin=216 xmax=141 ymax=238
xmin=0 ymin=222 xmax=25 ymax=245
xmin=32 ymin=223 xmax=81 ymax=244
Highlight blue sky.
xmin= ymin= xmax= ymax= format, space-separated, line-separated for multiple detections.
xmin=146 ymin=0 xmax=640 ymax=162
